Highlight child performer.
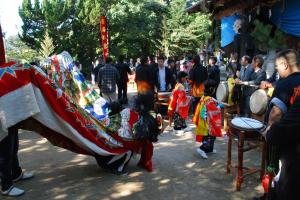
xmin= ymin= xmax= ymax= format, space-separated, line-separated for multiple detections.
xmin=193 ymin=80 xmax=223 ymax=158
xmin=168 ymin=71 xmax=191 ymax=134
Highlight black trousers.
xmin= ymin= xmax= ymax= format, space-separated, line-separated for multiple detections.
xmin=117 ymin=83 xmax=128 ymax=103
xmin=200 ymin=136 xmax=216 ymax=153
xmin=0 ymin=126 xmax=22 ymax=191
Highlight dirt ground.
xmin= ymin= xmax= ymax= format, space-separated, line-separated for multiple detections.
xmin=3 ymin=89 xmax=265 ymax=200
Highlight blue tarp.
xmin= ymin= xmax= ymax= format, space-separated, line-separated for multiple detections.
xmin=221 ymin=15 xmax=242 ymax=47
xmin=271 ymin=0 xmax=300 ymax=37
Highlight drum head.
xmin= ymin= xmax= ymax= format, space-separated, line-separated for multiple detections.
xmin=157 ymin=92 xmax=171 ymax=101
xmin=250 ymin=89 xmax=268 ymax=115
xmin=216 ymin=82 xmax=228 ymax=102
xmin=231 ymin=117 xmax=263 ymax=130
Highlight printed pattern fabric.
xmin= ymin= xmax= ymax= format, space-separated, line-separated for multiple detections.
xmin=168 ymin=83 xmax=191 ymax=120
xmin=47 ymin=52 xmax=109 ymax=121
xmin=0 ymin=62 xmax=154 ymax=172
xmin=193 ymin=96 xmax=222 ymax=137
xmin=173 ymin=112 xmax=187 ymax=130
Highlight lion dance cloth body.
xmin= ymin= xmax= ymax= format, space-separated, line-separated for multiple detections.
xmin=0 ymin=62 xmax=154 ymax=172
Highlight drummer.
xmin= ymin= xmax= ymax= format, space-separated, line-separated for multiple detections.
xmin=263 ymin=95 xmax=300 ymax=200
xmin=253 ymin=49 xmax=300 ymax=200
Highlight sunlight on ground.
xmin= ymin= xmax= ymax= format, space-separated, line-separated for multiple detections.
xmin=54 ymin=194 xmax=67 ymax=199
xmin=70 ymin=154 xmax=87 ymax=163
xmin=128 ymin=171 xmax=143 ymax=178
xmin=111 ymin=182 xmax=144 ymax=198
xmin=159 ymin=178 xmax=170 ymax=184
xmin=185 ymin=162 xmax=196 ymax=168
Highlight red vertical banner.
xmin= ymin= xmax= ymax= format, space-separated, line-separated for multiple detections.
xmin=100 ymin=16 xmax=109 ymax=61
xmin=0 ymin=23 xmax=6 ymax=66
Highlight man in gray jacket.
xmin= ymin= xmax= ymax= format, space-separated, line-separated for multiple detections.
xmin=238 ymin=55 xmax=266 ymax=116
xmin=236 ymin=55 xmax=254 ymax=116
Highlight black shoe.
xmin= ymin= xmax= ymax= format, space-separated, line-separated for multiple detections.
xmin=252 ymin=194 xmax=267 ymax=200
xmin=110 ymin=169 xmax=128 ymax=176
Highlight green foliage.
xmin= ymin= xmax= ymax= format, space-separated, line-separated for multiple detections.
xmin=19 ymin=0 xmax=212 ymax=69
xmin=162 ymin=0 xmax=211 ymax=56
xmin=251 ymin=19 xmax=286 ymax=52
xmin=40 ymin=31 xmax=55 ymax=57
xmin=5 ymin=35 xmax=42 ymax=63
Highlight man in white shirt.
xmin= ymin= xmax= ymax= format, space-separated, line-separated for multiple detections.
xmin=155 ymin=56 xmax=175 ymax=92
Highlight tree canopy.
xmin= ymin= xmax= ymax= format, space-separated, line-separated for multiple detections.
xmin=5 ymin=35 xmax=42 ymax=63
xmin=18 ymin=0 xmax=211 ymax=69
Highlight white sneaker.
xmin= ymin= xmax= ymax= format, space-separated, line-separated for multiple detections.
xmin=13 ymin=172 xmax=34 ymax=182
xmin=164 ymin=126 xmax=173 ymax=132
xmin=196 ymin=148 xmax=208 ymax=159
xmin=1 ymin=186 xmax=25 ymax=197
xmin=174 ymin=130 xmax=184 ymax=136
xmin=183 ymin=127 xmax=192 ymax=132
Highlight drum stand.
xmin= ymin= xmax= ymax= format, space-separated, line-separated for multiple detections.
xmin=226 ymin=130 xmax=267 ymax=191
xmin=154 ymin=101 xmax=172 ymax=127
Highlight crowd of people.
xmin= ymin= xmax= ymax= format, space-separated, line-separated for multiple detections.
xmin=1 ymin=49 xmax=300 ymax=199
xmin=91 ymin=49 xmax=300 ymax=200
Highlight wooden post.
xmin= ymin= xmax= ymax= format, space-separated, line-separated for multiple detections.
xmin=0 ymin=23 xmax=5 ymax=66
xmin=236 ymin=131 xmax=245 ymax=191
xmin=226 ymin=134 xmax=232 ymax=174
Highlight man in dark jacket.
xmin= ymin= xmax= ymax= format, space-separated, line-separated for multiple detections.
xmin=240 ymin=55 xmax=267 ymax=94
xmin=207 ymin=56 xmax=220 ymax=98
xmin=188 ymin=55 xmax=208 ymax=113
xmin=155 ymin=56 xmax=175 ymax=92
xmin=235 ymin=55 xmax=254 ymax=116
xmin=115 ymin=55 xmax=132 ymax=104
xmin=135 ymin=55 xmax=156 ymax=95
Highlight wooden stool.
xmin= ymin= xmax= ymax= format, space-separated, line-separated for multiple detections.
xmin=154 ymin=101 xmax=172 ymax=126
xmin=226 ymin=117 xmax=267 ymax=191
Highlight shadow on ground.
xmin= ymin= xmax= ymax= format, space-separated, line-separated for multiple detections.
xmin=3 ymin=123 xmax=264 ymax=200
xmin=3 ymin=90 xmax=263 ymax=200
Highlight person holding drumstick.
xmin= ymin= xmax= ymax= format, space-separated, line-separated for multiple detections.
xmin=253 ymin=49 xmax=300 ymax=200
xmin=262 ymin=94 xmax=300 ymax=200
